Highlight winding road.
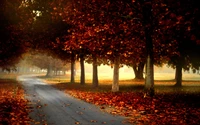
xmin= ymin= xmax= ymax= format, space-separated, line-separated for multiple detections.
xmin=18 ymin=75 xmax=130 ymax=125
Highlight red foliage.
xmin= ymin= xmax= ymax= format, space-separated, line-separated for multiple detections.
xmin=0 ymin=82 xmax=31 ymax=124
xmin=67 ymin=90 xmax=200 ymax=124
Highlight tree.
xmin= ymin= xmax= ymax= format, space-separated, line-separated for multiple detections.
xmin=49 ymin=0 xmax=165 ymax=93
xmin=0 ymin=0 xmax=34 ymax=68
xmin=22 ymin=0 xmax=75 ymax=80
xmin=132 ymin=62 xmax=145 ymax=79
xmin=125 ymin=0 xmax=199 ymax=94
xmin=26 ymin=53 xmax=68 ymax=77
xmin=139 ymin=0 xmax=154 ymax=95
xmin=47 ymin=0 xmax=199 ymax=93
xmin=162 ymin=0 xmax=200 ymax=86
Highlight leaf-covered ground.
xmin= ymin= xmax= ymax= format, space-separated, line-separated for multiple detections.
xmin=0 ymin=75 xmax=31 ymax=125
xmin=47 ymin=79 xmax=200 ymax=125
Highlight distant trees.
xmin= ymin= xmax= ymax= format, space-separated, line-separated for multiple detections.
xmin=26 ymin=53 xmax=69 ymax=77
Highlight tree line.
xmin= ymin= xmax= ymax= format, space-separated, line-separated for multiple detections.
xmin=0 ymin=0 xmax=199 ymax=95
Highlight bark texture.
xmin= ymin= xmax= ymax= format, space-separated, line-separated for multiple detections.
xmin=133 ymin=62 xmax=145 ymax=79
xmin=175 ymin=57 xmax=183 ymax=87
xmin=92 ymin=55 xmax=98 ymax=87
xmin=70 ymin=53 xmax=75 ymax=83
xmin=112 ymin=56 xmax=120 ymax=92
xmin=80 ymin=54 xmax=85 ymax=85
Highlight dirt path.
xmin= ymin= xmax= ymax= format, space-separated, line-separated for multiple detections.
xmin=18 ymin=75 xmax=130 ymax=125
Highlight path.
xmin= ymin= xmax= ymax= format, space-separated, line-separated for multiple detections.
xmin=17 ymin=75 xmax=130 ymax=125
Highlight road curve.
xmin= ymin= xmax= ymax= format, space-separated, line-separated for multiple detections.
xmin=18 ymin=75 xmax=130 ymax=125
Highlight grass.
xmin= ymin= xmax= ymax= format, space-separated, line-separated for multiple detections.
xmin=0 ymin=73 xmax=19 ymax=97
xmin=0 ymin=73 xmax=18 ymax=80
xmin=38 ymin=74 xmax=200 ymax=94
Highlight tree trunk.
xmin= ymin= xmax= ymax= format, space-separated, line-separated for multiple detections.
xmin=54 ymin=70 xmax=57 ymax=76
xmin=175 ymin=60 xmax=183 ymax=87
xmin=63 ymin=70 xmax=66 ymax=75
xmin=133 ymin=65 xmax=138 ymax=78
xmin=138 ymin=63 xmax=145 ymax=79
xmin=70 ymin=53 xmax=75 ymax=83
xmin=145 ymin=55 xmax=154 ymax=91
xmin=144 ymin=38 xmax=155 ymax=97
xmin=46 ymin=63 xmax=53 ymax=77
xmin=141 ymin=0 xmax=154 ymax=96
xmin=112 ymin=56 xmax=120 ymax=92
xmin=80 ymin=54 xmax=85 ymax=85
xmin=133 ymin=62 xmax=145 ymax=79
xmin=92 ymin=55 xmax=98 ymax=87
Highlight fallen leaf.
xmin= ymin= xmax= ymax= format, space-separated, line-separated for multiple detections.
xmin=75 ymin=121 xmax=80 ymax=124
xmin=102 ymin=121 xmax=106 ymax=124
xmin=90 ymin=120 xmax=97 ymax=123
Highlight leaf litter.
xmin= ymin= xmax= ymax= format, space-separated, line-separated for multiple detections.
xmin=0 ymin=79 xmax=31 ymax=124
xmin=51 ymin=81 xmax=200 ymax=125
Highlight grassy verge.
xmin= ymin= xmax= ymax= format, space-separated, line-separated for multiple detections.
xmin=39 ymin=75 xmax=200 ymax=93
xmin=0 ymin=73 xmax=31 ymax=125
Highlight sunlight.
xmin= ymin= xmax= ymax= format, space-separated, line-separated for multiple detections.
xmin=81 ymin=63 xmax=200 ymax=81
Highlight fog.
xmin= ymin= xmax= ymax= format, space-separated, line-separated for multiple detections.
xmin=8 ymin=57 xmax=199 ymax=81
xmin=76 ymin=63 xmax=200 ymax=81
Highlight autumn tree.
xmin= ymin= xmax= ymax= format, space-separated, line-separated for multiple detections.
xmin=0 ymin=0 xmax=34 ymax=68
xmin=122 ymin=0 xmax=199 ymax=95
xmin=50 ymin=0 xmax=96 ymax=85
xmin=38 ymin=0 xmax=199 ymax=93
xmin=161 ymin=0 xmax=200 ymax=86
xmin=23 ymin=0 xmax=75 ymax=79
xmin=49 ymin=0 xmax=168 ymax=93
xmin=57 ymin=0 xmax=147 ymax=91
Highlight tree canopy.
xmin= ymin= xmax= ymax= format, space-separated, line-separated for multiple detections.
xmin=0 ymin=0 xmax=199 ymax=91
